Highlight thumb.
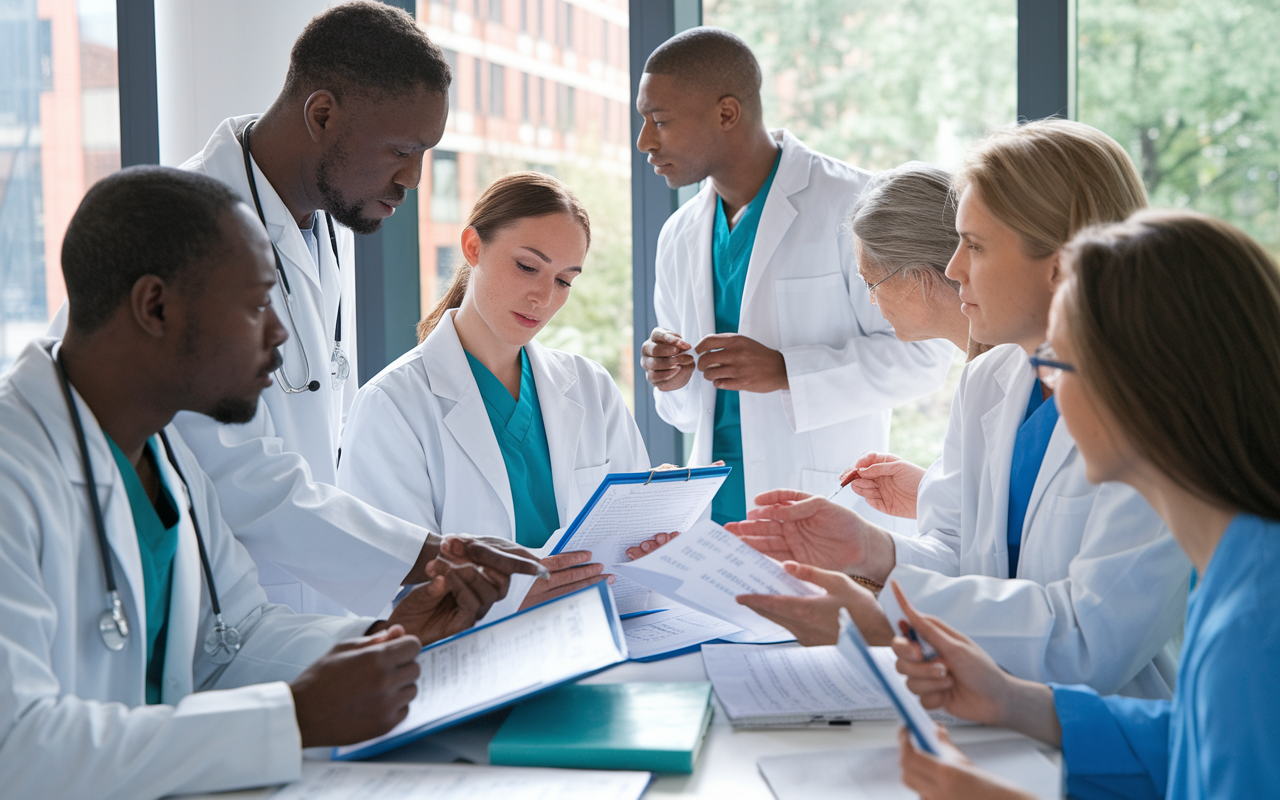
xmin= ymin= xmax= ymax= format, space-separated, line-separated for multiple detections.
xmin=892 ymin=580 xmax=961 ymax=656
xmin=333 ymin=624 xmax=406 ymax=652
xmin=784 ymin=561 xmax=850 ymax=592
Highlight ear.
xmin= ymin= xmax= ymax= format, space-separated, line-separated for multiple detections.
xmin=130 ymin=275 xmax=170 ymax=339
xmin=460 ymin=226 xmax=482 ymax=268
xmin=717 ymin=95 xmax=742 ymax=130
xmin=1047 ymin=252 xmax=1064 ymax=288
xmin=302 ymin=90 xmax=338 ymax=144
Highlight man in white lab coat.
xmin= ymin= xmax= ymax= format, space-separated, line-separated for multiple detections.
xmin=0 ymin=167 xmax=514 ymax=799
xmin=637 ymin=28 xmax=952 ymax=526
xmin=173 ymin=2 xmax=532 ymax=614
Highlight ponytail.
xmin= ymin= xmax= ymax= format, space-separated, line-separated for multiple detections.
xmin=417 ymin=261 xmax=471 ymax=342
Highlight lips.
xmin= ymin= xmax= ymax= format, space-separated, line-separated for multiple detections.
xmin=377 ymin=200 xmax=398 ymax=217
xmin=511 ymin=311 xmax=540 ymax=328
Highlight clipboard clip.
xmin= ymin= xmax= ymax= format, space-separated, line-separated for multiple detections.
xmin=644 ymin=467 xmax=694 ymax=485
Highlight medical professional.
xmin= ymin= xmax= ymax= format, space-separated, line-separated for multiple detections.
xmin=732 ymin=120 xmax=1190 ymax=699
xmin=339 ymin=173 xmax=651 ymax=617
xmin=173 ymin=2 xmax=534 ymax=614
xmin=892 ymin=211 xmax=1280 ymax=800
xmin=636 ymin=27 xmax=953 ymax=526
xmin=0 ymin=167 xmax=511 ymax=799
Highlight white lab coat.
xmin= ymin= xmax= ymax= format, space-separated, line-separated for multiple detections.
xmin=653 ymin=129 xmax=953 ymax=523
xmin=338 ymin=311 xmax=651 ymax=619
xmin=0 ymin=339 xmax=369 ymax=800
xmin=172 ymin=114 xmax=426 ymax=615
xmin=882 ymin=343 xmax=1190 ymax=698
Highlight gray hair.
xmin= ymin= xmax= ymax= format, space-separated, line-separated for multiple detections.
xmin=849 ymin=161 xmax=960 ymax=294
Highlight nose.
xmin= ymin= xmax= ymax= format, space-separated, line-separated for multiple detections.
xmin=396 ymin=153 xmax=424 ymax=191
xmin=265 ymin=304 xmax=288 ymax=349
xmin=944 ymin=241 xmax=967 ymax=283
xmin=530 ymin=277 xmax=554 ymax=309
xmin=636 ymin=117 xmax=657 ymax=154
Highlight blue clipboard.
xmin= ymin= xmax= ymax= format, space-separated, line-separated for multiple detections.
xmin=332 ymin=581 xmax=629 ymax=761
xmin=548 ymin=465 xmax=733 ymax=556
xmin=834 ymin=608 xmax=941 ymax=755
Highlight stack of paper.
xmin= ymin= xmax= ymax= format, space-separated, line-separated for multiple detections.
xmin=271 ymin=762 xmax=652 ymax=800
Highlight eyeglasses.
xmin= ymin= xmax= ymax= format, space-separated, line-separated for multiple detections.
xmin=862 ymin=263 xmax=909 ymax=296
xmin=1029 ymin=343 xmax=1076 ymax=391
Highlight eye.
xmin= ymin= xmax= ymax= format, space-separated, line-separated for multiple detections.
xmin=556 ymin=278 xmax=573 ymax=288
xmin=517 ymin=261 xmax=537 ymax=274
xmin=394 ymin=149 xmax=411 ymax=158
xmin=966 ymin=244 xmax=981 ymax=253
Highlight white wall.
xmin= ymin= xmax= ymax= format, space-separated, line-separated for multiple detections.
xmin=155 ymin=0 xmax=335 ymax=165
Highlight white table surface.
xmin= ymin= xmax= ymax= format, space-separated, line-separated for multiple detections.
xmin=173 ymin=652 xmax=1048 ymax=799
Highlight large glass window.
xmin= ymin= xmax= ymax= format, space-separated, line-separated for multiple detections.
xmin=1 ymin=0 xmax=119 ymax=372
xmin=1078 ymin=0 xmax=1280 ymax=256
xmin=703 ymin=0 xmax=1017 ymax=467
xmin=418 ymin=1 xmax=634 ymax=405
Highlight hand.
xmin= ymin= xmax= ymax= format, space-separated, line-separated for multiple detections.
xmin=625 ymin=530 xmax=679 ymax=561
xmin=693 ymin=333 xmax=789 ymax=393
xmin=839 ymin=453 xmax=926 ymax=519
xmin=381 ymin=558 xmax=507 ymax=644
xmin=889 ymin=581 xmax=1060 ymax=745
xmin=725 ymin=489 xmax=897 ymax=581
xmin=518 ymin=550 xmax=611 ymax=610
xmin=290 ymin=625 xmax=421 ymax=748
xmin=898 ymin=727 xmax=1036 ymax=800
xmin=642 ymin=327 xmax=695 ymax=391
xmin=737 ymin=561 xmax=894 ymax=645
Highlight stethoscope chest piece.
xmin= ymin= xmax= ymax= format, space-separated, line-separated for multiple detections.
xmin=204 ymin=617 xmax=242 ymax=665
xmin=330 ymin=344 xmax=350 ymax=391
xmin=98 ymin=592 xmax=129 ymax=651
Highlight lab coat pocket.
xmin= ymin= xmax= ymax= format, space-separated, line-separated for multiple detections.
xmin=800 ymin=468 xmax=840 ymax=497
xmin=1051 ymin=493 xmax=1096 ymax=517
xmin=774 ymin=273 xmax=855 ymax=349
xmin=573 ymin=461 xmax=611 ymax=503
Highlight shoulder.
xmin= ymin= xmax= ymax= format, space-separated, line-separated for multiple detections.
xmin=352 ymin=343 xmax=432 ymax=410
xmin=957 ymin=343 xmax=1023 ymax=389
xmin=533 ymin=343 xmax=623 ymax=403
xmin=659 ymin=185 xmax=714 ymax=241
xmin=781 ymin=131 xmax=873 ymax=202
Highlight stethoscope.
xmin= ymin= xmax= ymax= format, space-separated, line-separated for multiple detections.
xmin=240 ymin=120 xmax=350 ymax=394
xmin=54 ymin=351 xmax=242 ymax=664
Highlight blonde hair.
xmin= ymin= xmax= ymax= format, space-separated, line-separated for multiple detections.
xmin=418 ymin=171 xmax=590 ymax=342
xmin=954 ymin=119 xmax=1148 ymax=260
xmin=1059 ymin=210 xmax=1280 ymax=518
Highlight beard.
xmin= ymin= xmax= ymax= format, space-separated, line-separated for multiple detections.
xmin=209 ymin=396 xmax=261 ymax=425
xmin=315 ymin=138 xmax=398 ymax=235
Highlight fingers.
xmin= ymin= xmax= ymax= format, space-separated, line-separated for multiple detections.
xmin=540 ymin=550 xmax=595 ymax=572
xmin=625 ymin=531 xmax=679 ymax=560
xmin=749 ymin=488 xmax=814 ymax=509
xmin=457 ymin=540 xmax=545 ymax=578
xmin=647 ymin=328 xmax=690 ymax=349
xmin=543 ymin=560 xmax=606 ymax=588
xmin=782 ymin=561 xmax=852 ymax=593
xmin=746 ymin=494 xmax=828 ymax=523
xmin=536 ymin=573 xmax=609 ymax=602
xmin=693 ymin=332 xmax=738 ymax=355
xmin=837 ymin=465 xmax=859 ymax=486
xmin=891 ymin=580 xmax=967 ymax=657
xmin=330 ymin=623 xmax=408 ymax=653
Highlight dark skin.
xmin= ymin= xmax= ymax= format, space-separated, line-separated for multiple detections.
xmin=58 ymin=206 xmax=508 ymax=748
xmin=248 ymin=82 xmax=544 ymax=585
xmin=635 ymin=72 xmax=788 ymax=394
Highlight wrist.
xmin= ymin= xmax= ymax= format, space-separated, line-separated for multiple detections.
xmin=999 ymin=679 xmax=1061 ymax=746
xmin=856 ymin=526 xmax=897 ymax=584
xmin=364 ymin=619 xmax=390 ymax=636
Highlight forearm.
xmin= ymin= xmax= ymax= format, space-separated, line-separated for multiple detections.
xmin=846 ymin=524 xmax=897 ymax=584
xmin=997 ymin=678 xmax=1062 ymax=747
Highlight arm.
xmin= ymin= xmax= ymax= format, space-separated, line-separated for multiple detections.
xmin=1052 ymin=687 xmax=1168 ymax=800
xmin=650 ymin=220 xmax=705 ymax=434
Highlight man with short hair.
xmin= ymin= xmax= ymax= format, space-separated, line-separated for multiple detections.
xmin=0 ymin=166 xmax=507 ymax=798
xmin=637 ymin=27 xmax=952 ymax=525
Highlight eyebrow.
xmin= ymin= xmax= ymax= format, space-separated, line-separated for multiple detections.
xmin=637 ymin=104 xmax=667 ymax=115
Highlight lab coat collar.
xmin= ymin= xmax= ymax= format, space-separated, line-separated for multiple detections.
xmin=420 ymin=312 xmax=517 ymax=535
xmin=740 ymin=129 xmax=810 ymax=315
xmin=525 ymin=340 xmax=584 ymax=527
xmin=153 ymin=436 xmax=202 ymax=703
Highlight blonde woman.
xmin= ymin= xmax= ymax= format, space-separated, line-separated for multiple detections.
xmin=894 ymin=211 xmax=1280 ymax=799
xmin=338 ymin=173 xmax=649 ymax=619
xmin=730 ymin=120 xmax=1190 ymax=699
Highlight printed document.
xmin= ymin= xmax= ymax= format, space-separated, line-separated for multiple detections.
xmin=272 ymin=762 xmax=651 ymax=800
xmin=621 ymin=604 xmax=743 ymax=660
xmin=610 ymin=520 xmax=820 ymax=639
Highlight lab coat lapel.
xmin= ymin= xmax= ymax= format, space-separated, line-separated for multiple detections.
xmin=1020 ymin=419 xmax=1076 ymax=543
xmin=980 ymin=353 xmax=1037 ymax=578
xmin=424 ymin=313 xmax=517 ymax=535
xmin=243 ymin=140 xmax=323 ymax=293
xmin=153 ymin=434 xmax=200 ymax=702
xmin=739 ymin=130 xmax=806 ymax=317
xmin=526 ymin=341 xmax=583 ymax=526
xmin=689 ymin=187 xmax=718 ymax=341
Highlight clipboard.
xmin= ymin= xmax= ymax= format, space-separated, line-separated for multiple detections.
xmin=333 ymin=582 xmax=629 ymax=761
xmin=834 ymin=608 xmax=943 ymax=755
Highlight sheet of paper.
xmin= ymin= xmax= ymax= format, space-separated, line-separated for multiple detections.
xmin=272 ymin=762 xmax=651 ymax=800
xmin=549 ymin=474 xmax=726 ymax=614
xmin=836 ymin=608 xmax=944 ymax=753
xmin=758 ymin=738 xmax=1061 ymax=800
xmin=621 ymin=604 xmax=743 ymax=660
xmin=610 ymin=520 xmax=821 ymax=637
xmin=335 ymin=587 xmax=624 ymax=758
xmin=702 ymin=643 xmax=894 ymax=721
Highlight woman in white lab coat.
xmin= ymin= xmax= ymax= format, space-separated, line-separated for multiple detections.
xmin=339 ymin=173 xmax=650 ymax=617
xmin=731 ymin=121 xmax=1190 ymax=699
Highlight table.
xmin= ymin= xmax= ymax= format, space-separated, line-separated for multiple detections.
xmin=174 ymin=652 xmax=1048 ymax=799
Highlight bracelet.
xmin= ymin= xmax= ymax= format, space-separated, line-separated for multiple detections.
xmin=849 ymin=574 xmax=884 ymax=596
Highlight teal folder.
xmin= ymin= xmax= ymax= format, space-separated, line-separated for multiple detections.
xmin=488 ymin=682 xmax=714 ymax=773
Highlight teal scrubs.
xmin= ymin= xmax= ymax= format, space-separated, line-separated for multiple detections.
xmin=106 ymin=435 xmax=179 ymax=705
xmin=710 ymin=147 xmax=782 ymax=524
xmin=1005 ymin=380 xmax=1059 ymax=576
xmin=466 ymin=348 xmax=560 ymax=548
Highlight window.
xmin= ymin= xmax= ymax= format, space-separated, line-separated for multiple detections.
xmin=522 ymin=72 xmax=530 ymax=122
xmin=430 ymin=151 xmax=460 ymax=223
xmin=601 ymin=18 xmax=609 ymax=65
xmin=537 ymin=0 xmax=544 ymax=40
xmin=489 ymin=0 xmax=503 ymax=24
xmin=474 ymin=57 xmax=484 ymax=115
xmin=539 ymin=76 xmax=546 ymax=123
xmin=1 ymin=0 xmax=120 ymax=371
xmin=435 ymin=246 xmax=461 ymax=300
xmin=490 ymin=63 xmax=505 ymax=117
xmin=704 ymin=0 xmax=1017 ymax=468
xmin=520 ymin=0 xmax=528 ymax=32
xmin=564 ymin=2 xmax=573 ymax=51
xmin=1077 ymin=0 xmax=1280 ymax=256
xmin=557 ymin=83 xmax=576 ymax=133
xmin=442 ymin=48 xmax=458 ymax=110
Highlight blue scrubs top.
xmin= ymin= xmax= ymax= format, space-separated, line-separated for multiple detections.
xmin=1005 ymin=379 xmax=1058 ymax=576
xmin=1052 ymin=514 xmax=1280 ymax=799
xmin=710 ymin=148 xmax=782 ymax=524
xmin=466 ymin=348 xmax=560 ymax=548
xmin=106 ymin=435 xmax=179 ymax=705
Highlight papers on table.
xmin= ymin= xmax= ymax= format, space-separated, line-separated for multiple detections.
xmin=621 ymin=605 xmax=744 ymax=661
xmin=333 ymin=583 xmax=627 ymax=760
xmin=702 ymin=642 xmax=962 ymax=728
xmin=271 ymin=761 xmax=652 ymax=800
xmin=757 ymin=738 xmax=1061 ymax=800
xmin=611 ymin=519 xmax=821 ymax=641
xmin=546 ymin=466 xmax=730 ymax=615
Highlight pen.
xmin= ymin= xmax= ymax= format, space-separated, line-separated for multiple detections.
xmin=907 ymin=626 xmax=938 ymax=661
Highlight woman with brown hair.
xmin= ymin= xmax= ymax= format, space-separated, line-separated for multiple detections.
xmin=728 ymin=120 xmax=1190 ymax=701
xmin=892 ymin=210 xmax=1280 ymax=799
xmin=338 ymin=172 xmax=649 ymax=619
